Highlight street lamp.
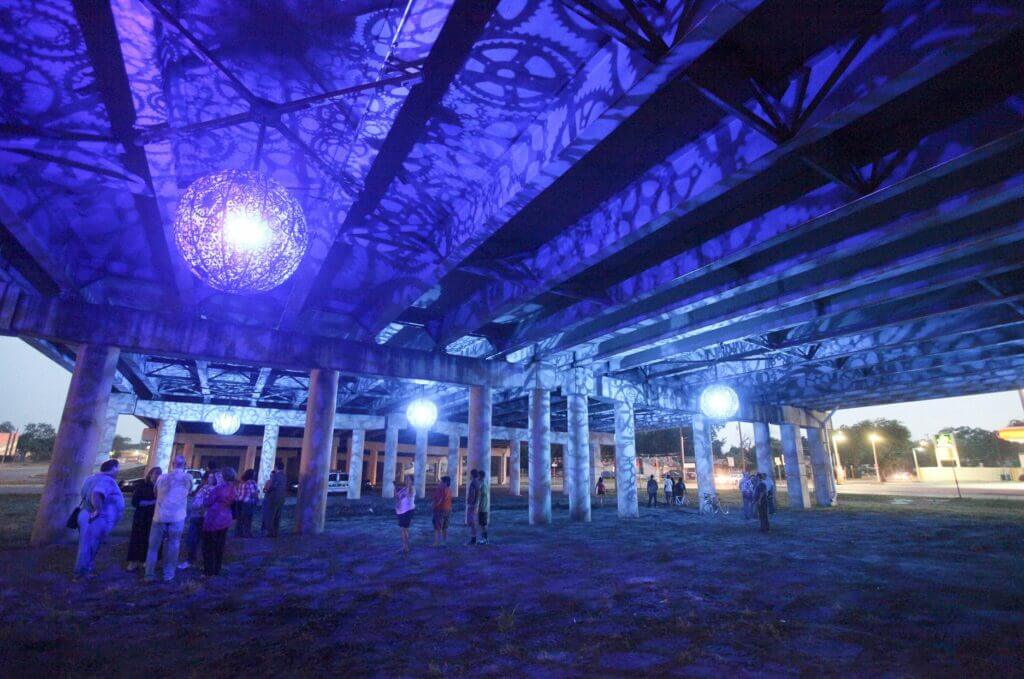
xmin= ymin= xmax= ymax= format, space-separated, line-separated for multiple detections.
xmin=832 ymin=431 xmax=847 ymax=482
xmin=912 ymin=447 xmax=923 ymax=479
xmin=868 ymin=433 xmax=883 ymax=482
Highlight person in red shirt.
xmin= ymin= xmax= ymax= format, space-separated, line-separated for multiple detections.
xmin=432 ymin=476 xmax=453 ymax=547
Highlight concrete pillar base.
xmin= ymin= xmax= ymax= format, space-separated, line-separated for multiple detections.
xmin=295 ymin=369 xmax=339 ymax=534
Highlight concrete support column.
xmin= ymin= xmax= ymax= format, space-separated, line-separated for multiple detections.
xmin=95 ymin=406 xmax=119 ymax=468
xmin=468 ymin=385 xmax=493 ymax=488
xmin=295 ymin=368 xmax=339 ymax=534
xmin=382 ymin=418 xmax=399 ymax=498
xmin=528 ymin=388 xmax=552 ymax=525
xmin=413 ymin=427 xmax=428 ymax=498
xmin=258 ymin=424 xmax=279 ymax=494
xmin=241 ymin=444 xmax=257 ymax=474
xmin=331 ymin=436 xmax=341 ymax=471
xmin=31 ymin=344 xmax=120 ymax=546
xmin=753 ymin=421 xmax=773 ymax=478
xmin=369 ymin=451 xmax=379 ymax=485
xmin=148 ymin=418 xmax=178 ymax=474
xmin=692 ymin=414 xmax=717 ymax=512
xmin=565 ymin=390 xmax=592 ymax=522
xmin=509 ymin=436 xmax=522 ymax=496
xmin=589 ymin=439 xmax=600 ymax=495
xmin=447 ymin=433 xmax=460 ymax=496
xmin=347 ymin=429 xmax=366 ymax=500
xmin=780 ymin=423 xmax=810 ymax=509
xmin=497 ymin=450 xmax=507 ymax=485
xmin=182 ymin=442 xmax=196 ymax=468
xmin=613 ymin=401 xmax=639 ymax=518
xmin=806 ymin=427 xmax=836 ymax=507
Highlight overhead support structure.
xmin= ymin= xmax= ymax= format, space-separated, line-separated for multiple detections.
xmin=347 ymin=429 xmax=366 ymax=500
xmin=30 ymin=344 xmax=120 ymax=547
xmin=691 ymin=414 xmax=716 ymax=513
xmin=564 ymin=368 xmax=592 ymax=522
xmin=528 ymin=385 xmax=552 ymax=526
xmin=780 ymin=424 xmax=810 ymax=510
xmin=382 ymin=418 xmax=399 ymax=499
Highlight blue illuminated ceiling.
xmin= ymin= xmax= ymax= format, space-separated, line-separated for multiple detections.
xmin=1 ymin=0 xmax=1023 ymax=430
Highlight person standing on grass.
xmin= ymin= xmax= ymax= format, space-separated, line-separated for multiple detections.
xmin=740 ymin=471 xmax=754 ymax=520
xmin=663 ymin=475 xmax=673 ymax=507
xmin=477 ymin=473 xmax=491 ymax=545
xmin=754 ymin=472 xmax=770 ymax=532
xmin=261 ymin=460 xmax=287 ymax=537
xmin=235 ymin=469 xmax=259 ymax=538
xmin=201 ymin=467 xmax=236 ymax=576
xmin=764 ymin=472 xmax=777 ymax=515
xmin=465 ymin=469 xmax=480 ymax=544
xmin=178 ymin=471 xmax=212 ymax=570
xmin=395 ymin=474 xmax=416 ymax=554
xmin=596 ymin=477 xmax=605 ymax=506
xmin=125 ymin=467 xmax=160 ymax=572
xmin=144 ymin=454 xmax=193 ymax=581
xmin=432 ymin=475 xmax=452 ymax=547
xmin=646 ymin=475 xmax=658 ymax=507
xmin=73 ymin=459 xmax=125 ymax=581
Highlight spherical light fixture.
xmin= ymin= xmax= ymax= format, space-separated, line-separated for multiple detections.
xmin=174 ymin=170 xmax=308 ymax=293
xmin=209 ymin=409 xmax=241 ymax=436
xmin=699 ymin=383 xmax=739 ymax=420
xmin=406 ymin=398 xmax=438 ymax=430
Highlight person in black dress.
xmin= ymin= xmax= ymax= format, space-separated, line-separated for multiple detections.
xmin=126 ymin=467 xmax=161 ymax=571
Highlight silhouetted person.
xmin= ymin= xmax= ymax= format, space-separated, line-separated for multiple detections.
xmin=646 ymin=475 xmax=658 ymax=507
xmin=432 ymin=476 xmax=452 ymax=547
xmin=235 ymin=469 xmax=259 ymax=538
xmin=596 ymin=477 xmax=606 ymax=506
xmin=125 ymin=467 xmax=160 ymax=572
xmin=754 ymin=473 xmax=770 ymax=532
xmin=466 ymin=469 xmax=480 ymax=544
xmin=262 ymin=460 xmax=286 ymax=537
xmin=396 ymin=474 xmax=415 ymax=554
xmin=201 ymin=467 xmax=236 ymax=576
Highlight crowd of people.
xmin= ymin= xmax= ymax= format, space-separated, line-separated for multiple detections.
xmin=644 ymin=474 xmax=688 ymax=507
xmin=71 ymin=455 xmax=291 ymax=582
xmin=740 ymin=470 xmax=775 ymax=532
xmin=394 ymin=467 xmax=492 ymax=554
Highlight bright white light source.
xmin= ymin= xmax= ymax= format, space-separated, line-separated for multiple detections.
xmin=699 ymin=384 xmax=739 ymax=419
xmin=210 ymin=409 xmax=241 ymax=436
xmin=406 ymin=398 xmax=438 ymax=429
xmin=223 ymin=210 xmax=271 ymax=250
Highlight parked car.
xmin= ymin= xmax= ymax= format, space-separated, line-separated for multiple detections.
xmin=186 ymin=468 xmax=203 ymax=492
xmin=118 ymin=478 xmax=145 ymax=494
xmin=291 ymin=472 xmax=350 ymax=495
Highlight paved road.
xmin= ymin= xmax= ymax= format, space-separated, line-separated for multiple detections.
xmin=836 ymin=480 xmax=1024 ymax=500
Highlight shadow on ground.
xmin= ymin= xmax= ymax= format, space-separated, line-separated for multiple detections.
xmin=1 ymin=490 xmax=1022 ymax=677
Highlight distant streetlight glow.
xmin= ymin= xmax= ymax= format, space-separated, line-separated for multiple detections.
xmin=868 ymin=432 xmax=882 ymax=482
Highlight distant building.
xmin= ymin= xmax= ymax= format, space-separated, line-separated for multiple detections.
xmin=0 ymin=431 xmax=19 ymax=460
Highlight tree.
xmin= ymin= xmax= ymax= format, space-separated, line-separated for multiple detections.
xmin=0 ymin=421 xmax=14 ymax=433
xmin=112 ymin=435 xmax=131 ymax=452
xmin=937 ymin=427 xmax=1019 ymax=466
xmin=19 ymin=423 xmax=57 ymax=462
xmin=835 ymin=419 xmax=913 ymax=478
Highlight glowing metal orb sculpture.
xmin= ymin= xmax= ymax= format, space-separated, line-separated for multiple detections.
xmin=174 ymin=170 xmax=307 ymax=293
xmin=406 ymin=398 xmax=438 ymax=430
xmin=699 ymin=384 xmax=739 ymax=420
xmin=209 ymin=409 xmax=242 ymax=436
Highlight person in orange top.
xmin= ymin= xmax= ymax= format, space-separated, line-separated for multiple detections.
xmin=432 ymin=476 xmax=453 ymax=547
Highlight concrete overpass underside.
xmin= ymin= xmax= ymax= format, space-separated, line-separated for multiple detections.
xmin=1 ymin=0 xmax=1022 ymax=544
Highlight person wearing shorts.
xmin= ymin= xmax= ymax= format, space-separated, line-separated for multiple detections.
xmin=477 ymin=473 xmax=490 ymax=545
xmin=432 ymin=476 xmax=452 ymax=546
xmin=395 ymin=474 xmax=415 ymax=554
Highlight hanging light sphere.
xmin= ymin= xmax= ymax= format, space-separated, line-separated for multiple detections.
xmin=406 ymin=398 xmax=438 ymax=429
xmin=174 ymin=170 xmax=308 ymax=293
xmin=209 ymin=409 xmax=242 ymax=436
xmin=699 ymin=383 xmax=739 ymax=420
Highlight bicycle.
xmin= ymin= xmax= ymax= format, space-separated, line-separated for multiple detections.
xmin=701 ymin=492 xmax=728 ymax=515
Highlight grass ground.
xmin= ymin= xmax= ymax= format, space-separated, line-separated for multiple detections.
xmin=1 ymin=489 xmax=1022 ymax=677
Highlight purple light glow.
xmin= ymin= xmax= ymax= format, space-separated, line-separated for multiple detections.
xmin=174 ymin=170 xmax=308 ymax=293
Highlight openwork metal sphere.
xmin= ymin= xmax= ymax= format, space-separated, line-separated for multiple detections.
xmin=174 ymin=170 xmax=308 ymax=293
xmin=209 ymin=409 xmax=242 ymax=436
xmin=406 ymin=398 xmax=438 ymax=429
xmin=699 ymin=384 xmax=739 ymax=420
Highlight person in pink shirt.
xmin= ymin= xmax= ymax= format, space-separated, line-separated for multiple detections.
xmin=201 ymin=467 xmax=236 ymax=576
xmin=395 ymin=474 xmax=415 ymax=555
